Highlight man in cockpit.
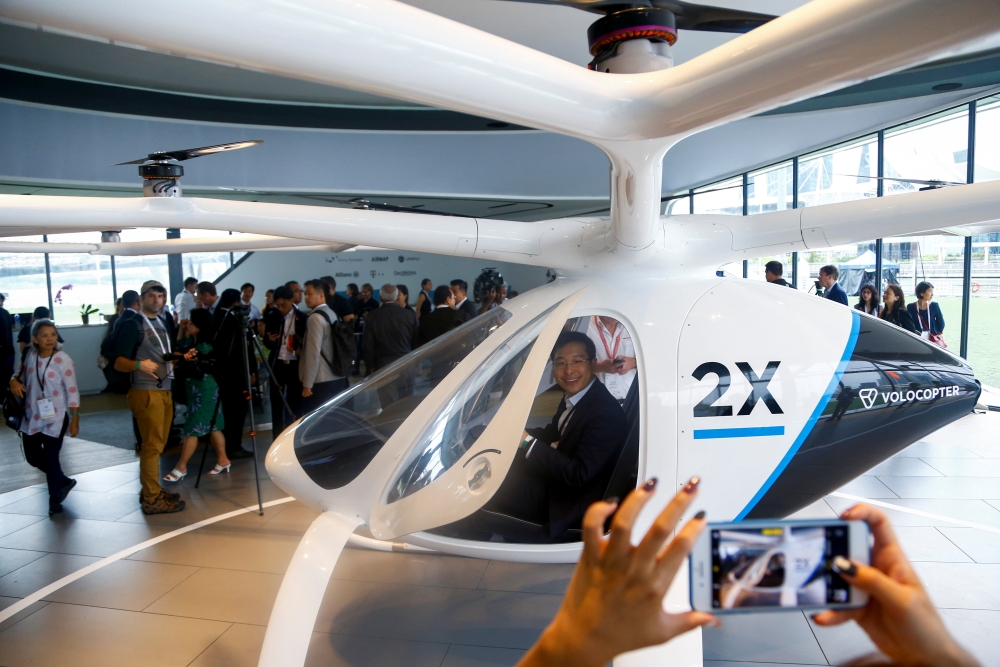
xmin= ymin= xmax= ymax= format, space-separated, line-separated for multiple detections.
xmin=483 ymin=331 xmax=628 ymax=542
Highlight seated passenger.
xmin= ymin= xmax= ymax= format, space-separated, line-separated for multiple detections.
xmin=484 ymin=331 xmax=628 ymax=541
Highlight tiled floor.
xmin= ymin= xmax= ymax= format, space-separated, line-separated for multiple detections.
xmin=0 ymin=413 xmax=998 ymax=666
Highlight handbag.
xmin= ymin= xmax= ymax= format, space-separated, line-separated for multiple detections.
xmin=917 ymin=308 xmax=947 ymax=349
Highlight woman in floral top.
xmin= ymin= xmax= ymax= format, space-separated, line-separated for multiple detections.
xmin=162 ymin=308 xmax=230 ymax=482
xmin=9 ymin=319 xmax=79 ymax=517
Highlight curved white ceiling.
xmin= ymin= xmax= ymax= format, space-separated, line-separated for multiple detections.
xmin=0 ymin=0 xmax=808 ymax=107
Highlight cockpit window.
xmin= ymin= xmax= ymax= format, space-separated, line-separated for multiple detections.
xmin=293 ymin=308 xmax=512 ymax=490
xmin=385 ymin=305 xmax=557 ymax=504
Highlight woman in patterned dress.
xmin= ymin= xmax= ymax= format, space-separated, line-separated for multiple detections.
xmin=9 ymin=319 xmax=79 ymax=517
xmin=162 ymin=308 xmax=231 ymax=482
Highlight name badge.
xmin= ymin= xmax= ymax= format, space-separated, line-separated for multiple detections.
xmin=36 ymin=398 xmax=56 ymax=419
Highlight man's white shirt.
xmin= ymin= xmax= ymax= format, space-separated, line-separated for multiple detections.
xmin=174 ymin=290 xmax=195 ymax=321
xmin=587 ymin=316 xmax=636 ymax=401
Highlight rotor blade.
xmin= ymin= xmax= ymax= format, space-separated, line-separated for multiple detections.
xmin=663 ymin=2 xmax=776 ymax=33
xmin=0 ymin=194 xmax=490 ymax=257
xmin=0 ymin=235 xmax=346 ymax=255
xmin=831 ymin=174 xmax=966 ymax=187
xmin=151 ymin=140 xmax=263 ymax=162
xmin=6 ymin=0 xmax=1000 ymax=144
xmin=110 ymin=158 xmax=151 ymax=166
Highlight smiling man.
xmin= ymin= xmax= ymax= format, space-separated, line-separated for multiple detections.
xmin=483 ymin=331 xmax=628 ymax=542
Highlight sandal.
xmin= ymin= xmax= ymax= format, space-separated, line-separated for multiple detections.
xmin=208 ymin=464 xmax=231 ymax=475
xmin=162 ymin=469 xmax=187 ymax=483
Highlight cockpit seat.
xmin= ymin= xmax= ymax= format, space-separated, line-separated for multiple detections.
xmin=477 ymin=378 xmax=641 ymax=543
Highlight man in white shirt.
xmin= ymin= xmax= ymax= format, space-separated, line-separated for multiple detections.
xmin=299 ymin=280 xmax=347 ymax=412
xmin=239 ymin=282 xmax=262 ymax=322
xmin=174 ymin=277 xmax=197 ymax=325
xmin=586 ymin=316 xmax=637 ymax=403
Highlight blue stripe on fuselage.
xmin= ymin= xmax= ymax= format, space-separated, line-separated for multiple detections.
xmin=733 ymin=311 xmax=861 ymax=521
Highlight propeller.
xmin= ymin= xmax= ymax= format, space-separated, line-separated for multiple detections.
xmin=832 ymin=174 xmax=965 ymax=190
xmin=498 ymin=0 xmax=776 ymax=71
xmin=110 ymin=140 xmax=262 ymax=198
xmin=110 ymin=140 xmax=262 ymax=166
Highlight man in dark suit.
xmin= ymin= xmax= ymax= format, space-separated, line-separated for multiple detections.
xmin=364 ymin=284 xmax=418 ymax=370
xmin=262 ymin=285 xmax=307 ymax=436
xmin=449 ymin=279 xmax=479 ymax=322
xmin=819 ymin=265 xmax=849 ymax=305
xmin=485 ymin=331 xmax=628 ymax=541
xmin=364 ymin=285 xmax=418 ymax=406
xmin=417 ymin=286 xmax=465 ymax=346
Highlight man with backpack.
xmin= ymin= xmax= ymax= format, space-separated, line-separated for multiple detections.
xmin=299 ymin=280 xmax=351 ymax=413
xmin=113 ymin=281 xmax=185 ymax=515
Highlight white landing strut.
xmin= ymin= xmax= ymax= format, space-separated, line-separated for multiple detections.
xmin=258 ymin=511 xmax=361 ymax=667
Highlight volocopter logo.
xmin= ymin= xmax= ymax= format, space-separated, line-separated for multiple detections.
xmin=859 ymin=385 xmax=961 ymax=409
xmin=859 ymin=388 xmax=878 ymax=409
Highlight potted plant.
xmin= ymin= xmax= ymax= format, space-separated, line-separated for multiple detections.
xmin=80 ymin=304 xmax=99 ymax=325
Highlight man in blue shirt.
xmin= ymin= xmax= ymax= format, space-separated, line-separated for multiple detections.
xmin=819 ymin=265 xmax=849 ymax=305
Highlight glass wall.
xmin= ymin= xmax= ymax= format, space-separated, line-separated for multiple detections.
xmin=798 ymin=135 xmax=878 ymax=208
xmin=0 ymin=235 xmax=48 ymax=320
xmin=181 ymin=229 xmax=238 ymax=283
xmin=113 ymin=228 xmax=170 ymax=297
xmin=884 ymin=107 xmax=969 ymax=194
xmin=687 ymin=93 xmax=1000 ymax=391
xmin=46 ymin=232 xmax=115 ymax=324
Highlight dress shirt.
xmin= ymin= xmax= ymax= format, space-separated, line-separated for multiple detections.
xmin=586 ymin=317 xmax=636 ymax=401
xmin=527 ymin=378 xmax=596 ymax=458
xmin=174 ymin=290 xmax=196 ymax=321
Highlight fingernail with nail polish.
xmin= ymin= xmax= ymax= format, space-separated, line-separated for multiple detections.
xmin=832 ymin=556 xmax=857 ymax=577
xmin=606 ymin=496 xmax=619 ymax=505
xmin=683 ymin=476 xmax=701 ymax=493
xmin=693 ymin=510 xmax=706 ymax=520
xmin=642 ymin=477 xmax=658 ymax=492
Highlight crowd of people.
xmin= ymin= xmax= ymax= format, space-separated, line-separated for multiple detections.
xmin=0 ymin=274 xmax=510 ymax=516
xmin=765 ymin=261 xmax=947 ymax=345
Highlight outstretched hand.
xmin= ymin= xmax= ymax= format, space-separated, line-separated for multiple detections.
xmin=812 ymin=504 xmax=979 ymax=667
xmin=516 ymin=477 xmax=715 ymax=667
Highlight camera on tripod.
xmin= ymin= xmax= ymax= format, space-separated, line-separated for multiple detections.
xmin=814 ymin=279 xmax=825 ymax=297
xmin=229 ymin=303 xmax=253 ymax=325
xmin=473 ymin=268 xmax=505 ymax=303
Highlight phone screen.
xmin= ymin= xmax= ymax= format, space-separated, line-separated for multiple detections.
xmin=711 ymin=524 xmax=851 ymax=609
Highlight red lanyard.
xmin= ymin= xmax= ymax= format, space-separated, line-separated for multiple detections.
xmin=595 ymin=319 xmax=621 ymax=360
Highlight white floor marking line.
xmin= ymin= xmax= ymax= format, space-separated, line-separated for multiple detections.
xmin=0 ymin=496 xmax=296 ymax=624
xmin=829 ymin=492 xmax=1000 ymax=535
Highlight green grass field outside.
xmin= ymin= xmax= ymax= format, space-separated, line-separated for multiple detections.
xmin=936 ymin=297 xmax=1000 ymax=388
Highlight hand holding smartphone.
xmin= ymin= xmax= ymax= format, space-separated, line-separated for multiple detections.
xmin=689 ymin=519 xmax=871 ymax=613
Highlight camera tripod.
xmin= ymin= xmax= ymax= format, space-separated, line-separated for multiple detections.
xmin=192 ymin=310 xmax=297 ymax=515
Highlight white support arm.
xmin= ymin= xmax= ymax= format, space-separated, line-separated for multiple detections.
xmin=0 ymin=195 xmax=482 ymax=258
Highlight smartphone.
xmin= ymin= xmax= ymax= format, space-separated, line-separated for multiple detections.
xmin=689 ymin=519 xmax=871 ymax=613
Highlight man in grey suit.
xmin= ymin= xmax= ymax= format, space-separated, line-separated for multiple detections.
xmin=299 ymin=280 xmax=348 ymax=413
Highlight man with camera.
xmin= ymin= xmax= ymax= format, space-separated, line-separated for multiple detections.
xmin=263 ymin=285 xmax=306 ymax=435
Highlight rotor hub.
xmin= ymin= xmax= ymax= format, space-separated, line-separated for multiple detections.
xmin=588 ymin=7 xmax=677 ymax=58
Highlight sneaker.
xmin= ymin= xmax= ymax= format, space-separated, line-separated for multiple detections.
xmin=55 ymin=478 xmax=77 ymax=505
xmin=141 ymin=491 xmax=186 ymax=515
xmin=140 ymin=488 xmax=181 ymax=502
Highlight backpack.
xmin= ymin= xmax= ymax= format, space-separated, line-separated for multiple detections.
xmin=312 ymin=309 xmax=355 ymax=377
xmin=103 ymin=316 xmax=144 ymax=394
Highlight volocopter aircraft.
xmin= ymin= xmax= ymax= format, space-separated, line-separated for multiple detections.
xmin=3 ymin=0 xmax=1000 ymax=665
